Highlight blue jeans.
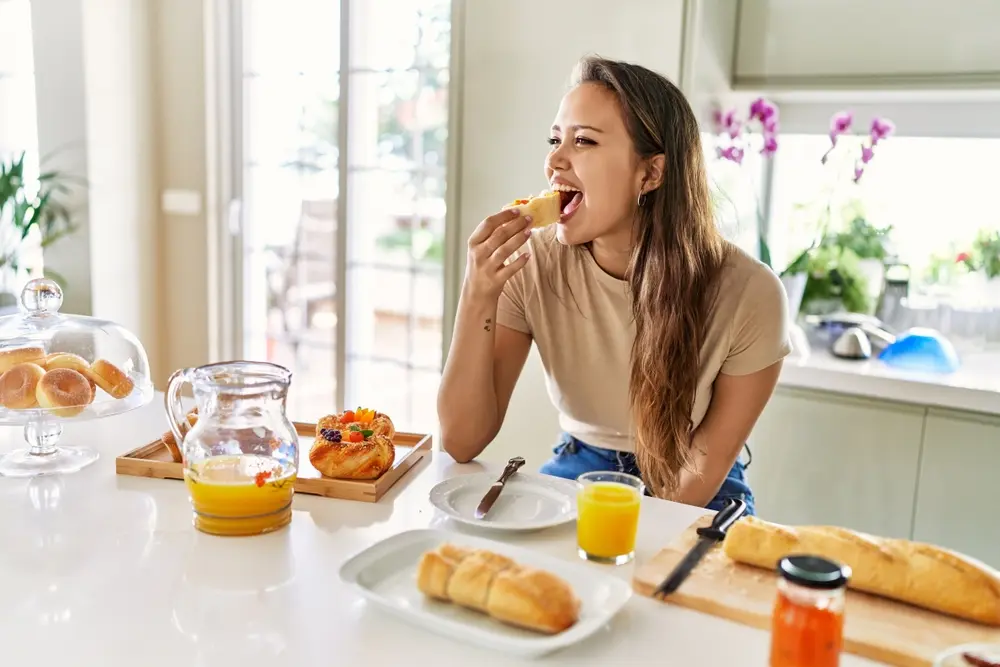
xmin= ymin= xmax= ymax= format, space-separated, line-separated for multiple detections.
xmin=539 ymin=433 xmax=756 ymax=516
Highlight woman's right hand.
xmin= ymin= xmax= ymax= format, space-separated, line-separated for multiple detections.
xmin=463 ymin=208 xmax=533 ymax=302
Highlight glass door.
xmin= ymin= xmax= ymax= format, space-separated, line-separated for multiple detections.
xmin=233 ymin=0 xmax=451 ymax=432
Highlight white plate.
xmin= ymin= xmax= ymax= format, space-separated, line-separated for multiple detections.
xmin=428 ymin=472 xmax=578 ymax=532
xmin=933 ymin=643 xmax=1000 ymax=667
xmin=338 ymin=528 xmax=632 ymax=658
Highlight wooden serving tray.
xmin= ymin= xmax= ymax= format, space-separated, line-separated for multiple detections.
xmin=115 ymin=421 xmax=432 ymax=503
xmin=633 ymin=515 xmax=1000 ymax=667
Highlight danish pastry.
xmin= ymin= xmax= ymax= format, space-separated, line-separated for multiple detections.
xmin=309 ymin=410 xmax=395 ymax=479
xmin=316 ymin=407 xmax=395 ymax=439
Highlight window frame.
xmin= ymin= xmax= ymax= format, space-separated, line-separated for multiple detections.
xmin=206 ymin=0 xmax=463 ymax=418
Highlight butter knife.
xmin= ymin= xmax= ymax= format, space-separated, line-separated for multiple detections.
xmin=653 ymin=497 xmax=747 ymax=598
xmin=474 ymin=456 xmax=525 ymax=519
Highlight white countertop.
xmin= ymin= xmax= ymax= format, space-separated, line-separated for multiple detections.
xmin=780 ymin=348 xmax=1000 ymax=416
xmin=0 ymin=399 xmax=887 ymax=666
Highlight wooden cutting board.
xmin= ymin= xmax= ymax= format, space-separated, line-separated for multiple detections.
xmin=633 ymin=516 xmax=1000 ymax=667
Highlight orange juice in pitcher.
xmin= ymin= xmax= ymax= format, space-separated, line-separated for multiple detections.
xmin=165 ymin=361 xmax=300 ymax=537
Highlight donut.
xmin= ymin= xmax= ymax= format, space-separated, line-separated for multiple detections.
xmin=0 ymin=345 xmax=46 ymax=375
xmin=316 ymin=407 xmax=395 ymax=440
xmin=0 ymin=362 xmax=46 ymax=409
xmin=309 ymin=426 xmax=395 ymax=479
xmin=86 ymin=358 xmax=134 ymax=399
xmin=43 ymin=353 xmax=96 ymax=400
xmin=36 ymin=368 xmax=94 ymax=417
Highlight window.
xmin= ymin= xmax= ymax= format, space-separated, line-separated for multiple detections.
xmin=0 ymin=0 xmax=43 ymax=300
xmin=235 ymin=0 xmax=450 ymax=431
xmin=768 ymin=133 xmax=1000 ymax=294
xmin=702 ymin=131 xmax=766 ymax=258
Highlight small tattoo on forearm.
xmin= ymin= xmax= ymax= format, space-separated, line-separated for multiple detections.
xmin=484 ymin=317 xmax=492 ymax=332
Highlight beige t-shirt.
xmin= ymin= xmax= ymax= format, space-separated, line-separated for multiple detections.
xmin=496 ymin=226 xmax=792 ymax=452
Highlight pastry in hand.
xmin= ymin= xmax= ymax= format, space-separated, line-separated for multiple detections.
xmin=416 ymin=543 xmax=581 ymax=634
xmin=317 ymin=407 xmax=395 ymax=439
xmin=503 ymin=186 xmax=580 ymax=228
xmin=309 ymin=415 xmax=395 ymax=479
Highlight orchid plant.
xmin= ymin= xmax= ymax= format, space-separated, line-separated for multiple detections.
xmin=813 ymin=111 xmax=896 ymax=259
xmin=710 ymin=97 xmax=783 ymax=270
xmin=822 ymin=112 xmax=895 ymax=184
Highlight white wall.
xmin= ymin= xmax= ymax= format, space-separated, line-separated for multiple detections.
xmin=80 ymin=0 xmax=160 ymax=375
xmin=455 ymin=0 xmax=685 ymax=465
xmin=30 ymin=0 xmax=93 ymax=316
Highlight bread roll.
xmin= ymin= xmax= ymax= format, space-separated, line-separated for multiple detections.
xmin=415 ymin=543 xmax=580 ymax=634
xmin=446 ymin=551 xmax=517 ymax=612
xmin=161 ymin=409 xmax=199 ymax=463
xmin=723 ymin=515 xmax=1000 ymax=626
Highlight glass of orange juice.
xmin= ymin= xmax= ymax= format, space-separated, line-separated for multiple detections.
xmin=576 ymin=471 xmax=644 ymax=564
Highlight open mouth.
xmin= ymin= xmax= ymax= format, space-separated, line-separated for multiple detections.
xmin=551 ymin=184 xmax=583 ymax=219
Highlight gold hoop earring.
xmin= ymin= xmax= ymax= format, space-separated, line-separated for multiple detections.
xmin=637 ymin=191 xmax=646 ymax=208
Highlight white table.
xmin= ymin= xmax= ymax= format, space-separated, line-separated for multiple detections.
xmin=0 ymin=399 xmax=883 ymax=666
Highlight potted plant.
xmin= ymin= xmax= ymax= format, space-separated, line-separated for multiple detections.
xmin=709 ymin=98 xmax=812 ymax=319
xmin=956 ymin=228 xmax=1000 ymax=307
xmin=793 ymin=111 xmax=895 ymax=315
xmin=0 ymin=151 xmax=80 ymax=307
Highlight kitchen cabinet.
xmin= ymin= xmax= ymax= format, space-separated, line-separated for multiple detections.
xmin=912 ymin=408 xmax=1000 ymax=569
xmin=734 ymin=0 xmax=1000 ymax=87
xmin=747 ymin=386 xmax=924 ymax=539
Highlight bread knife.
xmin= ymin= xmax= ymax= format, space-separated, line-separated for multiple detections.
xmin=474 ymin=456 xmax=525 ymax=519
xmin=652 ymin=497 xmax=748 ymax=598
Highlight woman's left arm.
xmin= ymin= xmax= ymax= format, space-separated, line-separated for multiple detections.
xmin=671 ymin=265 xmax=792 ymax=506
xmin=672 ymin=361 xmax=783 ymax=507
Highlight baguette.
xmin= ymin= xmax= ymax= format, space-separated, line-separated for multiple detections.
xmin=723 ymin=515 xmax=1000 ymax=626
xmin=503 ymin=191 xmax=562 ymax=228
xmin=415 ymin=543 xmax=580 ymax=634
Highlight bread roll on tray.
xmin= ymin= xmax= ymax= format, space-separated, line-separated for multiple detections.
xmin=416 ymin=543 xmax=580 ymax=634
xmin=723 ymin=515 xmax=1000 ymax=626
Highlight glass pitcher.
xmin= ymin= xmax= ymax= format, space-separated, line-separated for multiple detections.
xmin=165 ymin=361 xmax=299 ymax=537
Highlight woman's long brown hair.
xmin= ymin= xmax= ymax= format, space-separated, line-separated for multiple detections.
xmin=573 ymin=57 xmax=730 ymax=498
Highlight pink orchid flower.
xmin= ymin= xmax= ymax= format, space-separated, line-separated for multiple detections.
xmin=860 ymin=145 xmax=874 ymax=164
xmin=870 ymin=117 xmax=895 ymax=145
xmin=718 ymin=145 xmax=745 ymax=165
xmin=749 ymin=98 xmax=778 ymax=125
xmin=761 ymin=135 xmax=779 ymax=157
xmin=829 ymin=111 xmax=854 ymax=144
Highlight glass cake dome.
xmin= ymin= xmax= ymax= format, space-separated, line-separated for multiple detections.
xmin=0 ymin=278 xmax=154 ymax=476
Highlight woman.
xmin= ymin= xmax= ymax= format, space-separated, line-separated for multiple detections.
xmin=436 ymin=57 xmax=791 ymax=515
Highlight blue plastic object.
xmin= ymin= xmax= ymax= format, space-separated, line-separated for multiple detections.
xmin=877 ymin=327 xmax=961 ymax=374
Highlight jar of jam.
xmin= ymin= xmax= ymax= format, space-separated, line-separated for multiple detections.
xmin=769 ymin=555 xmax=852 ymax=667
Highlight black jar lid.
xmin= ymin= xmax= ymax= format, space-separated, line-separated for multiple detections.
xmin=778 ymin=555 xmax=852 ymax=590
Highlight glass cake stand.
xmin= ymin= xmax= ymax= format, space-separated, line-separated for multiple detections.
xmin=0 ymin=278 xmax=154 ymax=477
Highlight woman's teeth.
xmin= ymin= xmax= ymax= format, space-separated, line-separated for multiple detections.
xmin=550 ymin=184 xmax=582 ymax=211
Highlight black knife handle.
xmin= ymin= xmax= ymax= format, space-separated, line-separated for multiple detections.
xmin=498 ymin=456 xmax=525 ymax=484
xmin=695 ymin=497 xmax=747 ymax=541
